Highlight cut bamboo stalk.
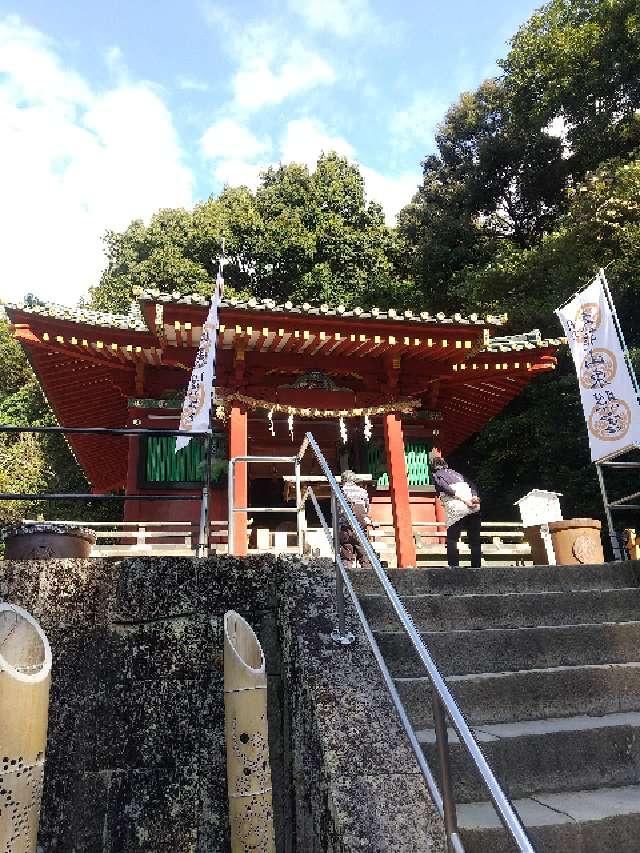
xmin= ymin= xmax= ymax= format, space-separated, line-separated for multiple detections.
xmin=224 ymin=610 xmax=275 ymax=853
xmin=0 ymin=603 xmax=52 ymax=853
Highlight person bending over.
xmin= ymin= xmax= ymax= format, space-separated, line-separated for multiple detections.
xmin=429 ymin=449 xmax=482 ymax=568
xmin=338 ymin=470 xmax=373 ymax=569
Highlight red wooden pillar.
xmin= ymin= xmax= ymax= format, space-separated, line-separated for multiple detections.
xmin=229 ymin=404 xmax=248 ymax=556
xmin=383 ymin=412 xmax=416 ymax=568
xmin=124 ymin=419 xmax=140 ymax=523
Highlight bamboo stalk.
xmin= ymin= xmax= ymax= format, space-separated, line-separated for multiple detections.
xmin=224 ymin=610 xmax=275 ymax=853
xmin=0 ymin=603 xmax=52 ymax=853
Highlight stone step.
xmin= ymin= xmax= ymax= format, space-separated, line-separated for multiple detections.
xmin=361 ymin=587 xmax=640 ymax=631
xmin=376 ymin=621 xmax=640 ymax=678
xmin=396 ymin=662 xmax=640 ymax=728
xmin=350 ymin=562 xmax=639 ymax=597
xmin=457 ymin=784 xmax=640 ymax=853
xmin=418 ymin=711 xmax=640 ymax=804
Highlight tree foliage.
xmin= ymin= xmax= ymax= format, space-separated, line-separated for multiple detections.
xmin=0 ymin=316 xmax=116 ymax=524
xmin=91 ymin=153 xmax=403 ymax=312
xmin=503 ymin=0 xmax=640 ymax=170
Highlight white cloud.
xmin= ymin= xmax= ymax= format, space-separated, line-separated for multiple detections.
xmin=212 ymin=159 xmax=266 ymax=192
xmin=360 ymin=167 xmax=419 ymax=224
xmin=0 ymin=14 xmax=193 ymax=306
xmin=544 ymin=114 xmax=573 ymax=158
xmin=201 ymin=114 xmax=415 ymax=223
xmin=201 ymin=118 xmax=271 ymax=161
xmin=289 ymin=0 xmax=375 ymax=37
xmin=280 ymin=118 xmax=354 ymax=168
xmin=201 ymin=9 xmax=336 ymax=112
xmin=232 ymin=45 xmax=335 ymax=111
xmin=200 ymin=117 xmax=271 ymax=190
xmin=392 ymin=92 xmax=448 ymax=153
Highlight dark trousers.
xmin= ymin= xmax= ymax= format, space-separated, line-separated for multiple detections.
xmin=447 ymin=512 xmax=482 ymax=568
xmin=339 ymin=525 xmax=372 ymax=568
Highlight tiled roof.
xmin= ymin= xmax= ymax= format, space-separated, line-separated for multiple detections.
xmin=486 ymin=329 xmax=565 ymax=352
xmin=6 ymin=297 xmax=567 ymax=355
xmin=134 ymin=288 xmax=507 ymax=327
xmin=6 ymin=301 xmax=149 ymax=332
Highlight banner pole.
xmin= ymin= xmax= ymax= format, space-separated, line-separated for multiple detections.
xmin=596 ymin=462 xmax=622 ymax=560
xmin=599 ymin=269 xmax=640 ymax=401
xmin=198 ymin=431 xmax=212 ymax=557
xmin=198 ymin=260 xmax=224 ymax=557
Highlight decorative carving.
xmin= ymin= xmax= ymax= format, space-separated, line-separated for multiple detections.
xmin=572 ymin=534 xmax=600 ymax=564
xmin=281 ymin=370 xmax=350 ymax=392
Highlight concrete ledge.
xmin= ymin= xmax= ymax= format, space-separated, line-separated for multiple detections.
xmin=396 ymin=662 xmax=640 ymax=727
xmin=458 ymin=784 xmax=640 ymax=853
xmin=0 ymin=555 xmax=447 ymax=853
xmin=361 ymin=587 xmax=640 ymax=631
xmin=351 ymin=562 xmax=640 ymax=596
xmin=377 ymin=620 xmax=640 ymax=677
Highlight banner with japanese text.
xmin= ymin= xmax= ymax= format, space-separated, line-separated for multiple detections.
xmin=175 ymin=271 xmax=223 ymax=451
xmin=556 ymin=273 xmax=640 ymax=461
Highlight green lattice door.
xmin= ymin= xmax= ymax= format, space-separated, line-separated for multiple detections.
xmin=144 ymin=431 xmax=227 ymax=485
xmin=366 ymin=440 xmax=430 ymax=487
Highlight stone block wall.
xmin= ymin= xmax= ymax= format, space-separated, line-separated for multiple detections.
xmin=0 ymin=555 xmax=445 ymax=853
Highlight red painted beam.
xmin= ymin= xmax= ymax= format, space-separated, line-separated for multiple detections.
xmin=383 ymin=413 xmax=416 ymax=569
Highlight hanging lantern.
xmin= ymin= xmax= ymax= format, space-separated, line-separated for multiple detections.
xmin=267 ymin=409 xmax=275 ymax=437
xmin=339 ymin=416 xmax=347 ymax=444
xmin=363 ymin=415 xmax=372 ymax=442
xmin=287 ymin=413 xmax=294 ymax=441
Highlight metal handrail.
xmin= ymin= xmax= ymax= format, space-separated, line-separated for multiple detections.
xmin=293 ymin=432 xmax=534 ymax=853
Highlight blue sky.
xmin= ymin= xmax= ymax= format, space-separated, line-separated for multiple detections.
xmin=1 ymin=0 xmax=542 ymax=305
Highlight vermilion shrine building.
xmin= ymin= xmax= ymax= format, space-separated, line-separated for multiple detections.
xmin=7 ymin=292 xmax=561 ymax=566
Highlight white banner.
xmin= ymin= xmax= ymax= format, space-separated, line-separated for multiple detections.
xmin=556 ymin=272 xmax=640 ymax=461
xmin=175 ymin=272 xmax=223 ymax=451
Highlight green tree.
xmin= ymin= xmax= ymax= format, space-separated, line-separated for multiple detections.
xmin=91 ymin=154 xmax=401 ymax=312
xmin=458 ymin=148 xmax=640 ymax=331
xmin=397 ymin=78 xmax=567 ymax=313
xmin=0 ymin=316 xmax=116 ymax=523
xmin=503 ymin=0 xmax=640 ymax=171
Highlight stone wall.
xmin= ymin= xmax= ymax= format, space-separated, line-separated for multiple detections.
xmin=276 ymin=558 xmax=445 ymax=853
xmin=0 ymin=555 xmax=445 ymax=853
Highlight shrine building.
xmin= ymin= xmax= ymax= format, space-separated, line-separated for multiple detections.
xmin=6 ymin=292 xmax=561 ymax=566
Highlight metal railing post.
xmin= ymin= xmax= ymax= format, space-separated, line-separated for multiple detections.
xmin=198 ymin=434 xmax=212 ymax=557
xmin=227 ymin=457 xmax=235 ymax=555
xmin=294 ymin=456 xmax=304 ymax=555
xmin=431 ymin=686 xmax=459 ymax=852
xmin=330 ymin=491 xmax=355 ymax=645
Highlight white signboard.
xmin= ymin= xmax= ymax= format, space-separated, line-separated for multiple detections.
xmin=556 ymin=272 xmax=640 ymax=461
xmin=176 ymin=271 xmax=223 ymax=451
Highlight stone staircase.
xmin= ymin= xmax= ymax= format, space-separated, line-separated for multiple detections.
xmin=352 ymin=561 xmax=640 ymax=852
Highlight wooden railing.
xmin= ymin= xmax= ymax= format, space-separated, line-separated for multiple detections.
xmin=370 ymin=521 xmax=532 ymax=568
xmin=24 ymin=519 xmax=232 ymax=556
xmin=25 ymin=518 xmax=532 ymax=564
